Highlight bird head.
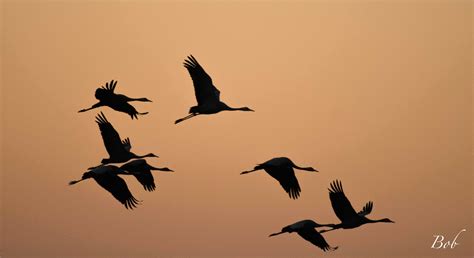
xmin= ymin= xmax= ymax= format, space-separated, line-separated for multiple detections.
xmin=380 ymin=218 xmax=395 ymax=223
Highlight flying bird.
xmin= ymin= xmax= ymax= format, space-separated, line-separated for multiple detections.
xmin=79 ymin=80 xmax=151 ymax=119
xmin=120 ymin=159 xmax=174 ymax=192
xmin=93 ymin=112 xmax=158 ymax=166
xmin=175 ymin=55 xmax=254 ymax=124
xmin=69 ymin=165 xmax=141 ymax=210
xmin=269 ymin=220 xmax=338 ymax=252
xmin=240 ymin=157 xmax=318 ymax=199
xmin=320 ymin=180 xmax=394 ymax=233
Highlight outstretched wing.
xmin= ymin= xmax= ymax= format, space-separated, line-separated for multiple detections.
xmin=120 ymin=159 xmax=156 ymax=192
xmin=95 ymin=80 xmax=117 ymax=100
xmin=183 ymin=55 xmax=220 ymax=105
xmin=265 ymin=166 xmax=301 ymax=199
xmin=133 ymin=171 xmax=156 ymax=192
xmin=122 ymin=137 xmax=132 ymax=152
xmin=93 ymin=173 xmax=140 ymax=209
xmin=101 ymin=80 xmax=117 ymax=92
xmin=328 ymin=180 xmax=359 ymax=222
xmin=297 ymin=228 xmax=338 ymax=252
xmin=358 ymin=201 xmax=373 ymax=217
xmin=95 ymin=112 xmax=128 ymax=158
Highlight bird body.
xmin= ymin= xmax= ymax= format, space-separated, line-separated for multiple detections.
xmin=69 ymin=165 xmax=141 ymax=210
xmin=79 ymin=80 xmax=151 ymax=119
xmin=320 ymin=180 xmax=394 ymax=233
xmin=241 ymin=157 xmax=318 ymax=199
xmin=94 ymin=112 xmax=158 ymax=166
xmin=175 ymin=55 xmax=254 ymax=124
xmin=120 ymin=159 xmax=173 ymax=192
xmin=280 ymin=220 xmax=324 ymax=233
xmin=269 ymin=220 xmax=338 ymax=252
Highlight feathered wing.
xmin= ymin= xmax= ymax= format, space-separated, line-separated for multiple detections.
xmin=95 ymin=112 xmax=128 ymax=159
xmin=95 ymin=80 xmax=117 ymax=100
xmin=122 ymin=138 xmax=132 ymax=152
xmin=265 ymin=166 xmax=301 ymax=199
xmin=328 ymin=180 xmax=359 ymax=222
xmin=133 ymin=171 xmax=156 ymax=192
xmin=297 ymin=228 xmax=338 ymax=252
xmin=119 ymin=159 xmax=156 ymax=191
xmin=93 ymin=173 xmax=140 ymax=209
xmin=183 ymin=55 xmax=220 ymax=105
xmin=101 ymin=80 xmax=117 ymax=92
xmin=358 ymin=201 xmax=373 ymax=217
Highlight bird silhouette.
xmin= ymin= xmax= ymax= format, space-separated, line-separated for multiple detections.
xmin=269 ymin=220 xmax=338 ymax=252
xmin=320 ymin=180 xmax=394 ymax=233
xmin=175 ymin=55 xmax=254 ymax=124
xmin=79 ymin=80 xmax=151 ymax=119
xmin=92 ymin=112 xmax=158 ymax=167
xmin=69 ymin=165 xmax=141 ymax=210
xmin=240 ymin=157 xmax=318 ymax=199
xmin=120 ymin=159 xmax=174 ymax=192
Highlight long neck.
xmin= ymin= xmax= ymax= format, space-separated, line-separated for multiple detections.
xmin=229 ymin=107 xmax=247 ymax=111
xmin=367 ymin=218 xmax=388 ymax=223
xmin=149 ymin=166 xmax=173 ymax=172
xmin=222 ymin=103 xmax=252 ymax=112
xmin=136 ymin=153 xmax=155 ymax=158
xmin=292 ymin=165 xmax=314 ymax=171
xmin=128 ymin=97 xmax=149 ymax=102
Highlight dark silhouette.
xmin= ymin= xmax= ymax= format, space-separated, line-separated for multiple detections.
xmin=240 ymin=157 xmax=318 ymax=199
xmin=79 ymin=80 xmax=151 ymax=119
xmin=320 ymin=180 xmax=394 ymax=233
xmin=269 ymin=220 xmax=338 ymax=252
xmin=93 ymin=112 xmax=158 ymax=166
xmin=175 ymin=55 xmax=254 ymax=124
xmin=69 ymin=165 xmax=141 ymax=210
xmin=120 ymin=159 xmax=174 ymax=192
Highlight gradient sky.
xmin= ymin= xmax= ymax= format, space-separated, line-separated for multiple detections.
xmin=1 ymin=1 xmax=472 ymax=257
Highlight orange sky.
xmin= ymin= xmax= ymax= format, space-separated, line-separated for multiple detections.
xmin=1 ymin=1 xmax=472 ymax=257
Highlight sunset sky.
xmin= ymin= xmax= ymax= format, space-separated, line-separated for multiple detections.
xmin=2 ymin=1 xmax=472 ymax=257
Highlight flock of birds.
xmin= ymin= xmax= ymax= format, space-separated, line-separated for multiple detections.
xmin=69 ymin=55 xmax=394 ymax=252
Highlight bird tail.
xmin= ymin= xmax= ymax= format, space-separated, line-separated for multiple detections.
xmin=131 ymin=112 xmax=149 ymax=120
xmin=240 ymin=164 xmax=264 ymax=175
xmin=68 ymin=180 xmax=80 ymax=185
xmin=268 ymin=231 xmax=285 ymax=237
